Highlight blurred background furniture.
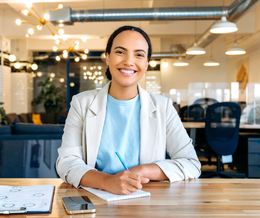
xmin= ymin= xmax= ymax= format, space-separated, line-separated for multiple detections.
xmin=199 ymin=102 xmax=245 ymax=178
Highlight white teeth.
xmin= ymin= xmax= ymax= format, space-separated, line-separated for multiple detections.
xmin=120 ymin=69 xmax=135 ymax=74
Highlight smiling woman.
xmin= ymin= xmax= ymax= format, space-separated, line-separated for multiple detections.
xmin=56 ymin=25 xmax=201 ymax=196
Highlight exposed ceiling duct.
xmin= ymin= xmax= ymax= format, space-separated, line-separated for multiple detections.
xmin=50 ymin=0 xmax=260 ymax=59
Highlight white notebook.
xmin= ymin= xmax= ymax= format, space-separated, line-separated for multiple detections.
xmin=81 ymin=187 xmax=151 ymax=202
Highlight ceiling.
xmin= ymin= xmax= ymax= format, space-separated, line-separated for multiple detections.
xmin=0 ymin=0 xmax=258 ymax=52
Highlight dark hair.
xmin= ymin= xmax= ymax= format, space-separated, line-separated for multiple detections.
xmin=105 ymin=25 xmax=152 ymax=80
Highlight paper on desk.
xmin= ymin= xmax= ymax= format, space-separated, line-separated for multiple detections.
xmin=0 ymin=185 xmax=54 ymax=212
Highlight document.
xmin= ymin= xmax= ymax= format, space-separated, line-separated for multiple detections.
xmin=0 ymin=185 xmax=54 ymax=214
xmin=82 ymin=186 xmax=151 ymax=202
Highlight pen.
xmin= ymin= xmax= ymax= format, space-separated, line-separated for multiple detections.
xmin=115 ymin=151 xmax=129 ymax=171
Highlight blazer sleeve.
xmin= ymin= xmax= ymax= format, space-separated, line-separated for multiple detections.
xmin=56 ymin=95 xmax=96 ymax=188
xmin=154 ymin=98 xmax=201 ymax=182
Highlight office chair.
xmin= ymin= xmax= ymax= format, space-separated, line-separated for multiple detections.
xmin=180 ymin=104 xmax=204 ymax=122
xmin=200 ymin=102 xmax=245 ymax=178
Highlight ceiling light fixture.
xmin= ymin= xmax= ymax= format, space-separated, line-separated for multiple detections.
xmin=54 ymin=37 xmax=89 ymax=62
xmin=186 ymin=43 xmax=206 ymax=55
xmin=8 ymin=54 xmax=16 ymax=62
xmin=173 ymin=58 xmax=189 ymax=67
xmin=149 ymin=60 xmax=157 ymax=67
xmin=203 ymin=43 xmax=219 ymax=66
xmin=161 ymin=61 xmax=168 ymax=68
xmin=210 ymin=15 xmax=238 ymax=34
xmin=186 ymin=0 xmax=206 ymax=56
xmin=16 ymin=3 xmax=64 ymax=38
xmin=225 ymin=41 xmax=246 ymax=55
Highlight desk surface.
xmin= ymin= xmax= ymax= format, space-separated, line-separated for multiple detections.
xmin=1 ymin=178 xmax=260 ymax=217
xmin=183 ymin=122 xmax=260 ymax=129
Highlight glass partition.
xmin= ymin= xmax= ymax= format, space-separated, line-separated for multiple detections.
xmin=163 ymin=82 xmax=260 ymax=124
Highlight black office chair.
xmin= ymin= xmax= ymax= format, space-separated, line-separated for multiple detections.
xmin=180 ymin=104 xmax=204 ymax=122
xmin=200 ymin=102 xmax=245 ymax=178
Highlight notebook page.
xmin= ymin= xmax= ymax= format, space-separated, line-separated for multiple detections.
xmin=82 ymin=187 xmax=151 ymax=202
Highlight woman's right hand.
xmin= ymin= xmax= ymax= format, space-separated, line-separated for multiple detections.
xmin=103 ymin=170 xmax=149 ymax=195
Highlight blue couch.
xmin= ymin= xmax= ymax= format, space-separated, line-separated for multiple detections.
xmin=0 ymin=123 xmax=64 ymax=178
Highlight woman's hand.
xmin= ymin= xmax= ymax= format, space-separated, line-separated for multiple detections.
xmin=80 ymin=169 xmax=149 ymax=195
xmin=103 ymin=170 xmax=149 ymax=195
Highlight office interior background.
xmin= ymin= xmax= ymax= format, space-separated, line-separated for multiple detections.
xmin=0 ymin=0 xmax=260 ymax=116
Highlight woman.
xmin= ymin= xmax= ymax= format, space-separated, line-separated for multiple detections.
xmin=57 ymin=25 xmax=201 ymax=195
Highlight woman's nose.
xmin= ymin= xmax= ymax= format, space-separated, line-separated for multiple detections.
xmin=123 ymin=54 xmax=134 ymax=66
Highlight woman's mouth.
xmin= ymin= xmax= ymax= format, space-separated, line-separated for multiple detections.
xmin=119 ymin=69 xmax=136 ymax=76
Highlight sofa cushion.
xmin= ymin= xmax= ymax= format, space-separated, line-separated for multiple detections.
xmin=0 ymin=125 xmax=12 ymax=135
xmin=40 ymin=113 xmax=55 ymax=124
xmin=32 ymin=113 xmax=43 ymax=124
xmin=13 ymin=123 xmax=64 ymax=134
xmin=6 ymin=113 xmax=20 ymax=125
xmin=18 ymin=113 xmax=29 ymax=123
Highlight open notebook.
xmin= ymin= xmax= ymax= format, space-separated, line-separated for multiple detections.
xmin=82 ymin=187 xmax=151 ymax=202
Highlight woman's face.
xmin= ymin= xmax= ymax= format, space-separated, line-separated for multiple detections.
xmin=106 ymin=30 xmax=149 ymax=89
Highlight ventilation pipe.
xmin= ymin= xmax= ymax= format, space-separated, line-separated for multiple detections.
xmin=50 ymin=0 xmax=260 ymax=59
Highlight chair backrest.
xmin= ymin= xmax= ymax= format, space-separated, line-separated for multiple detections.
xmin=194 ymin=98 xmax=219 ymax=107
xmin=205 ymin=102 xmax=241 ymax=155
xmin=180 ymin=104 xmax=204 ymax=122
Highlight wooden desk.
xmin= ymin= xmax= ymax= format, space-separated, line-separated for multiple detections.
xmin=182 ymin=122 xmax=260 ymax=129
xmin=1 ymin=178 xmax=260 ymax=217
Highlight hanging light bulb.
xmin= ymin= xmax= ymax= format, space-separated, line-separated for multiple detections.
xmin=75 ymin=57 xmax=80 ymax=62
xmin=225 ymin=42 xmax=246 ymax=55
xmin=60 ymin=78 xmax=65 ymax=83
xmin=149 ymin=60 xmax=157 ymax=67
xmin=16 ymin=19 xmax=22 ymax=25
xmin=84 ymin=48 xmax=89 ymax=54
xmin=9 ymin=54 xmax=16 ymax=62
xmin=161 ymin=61 xmax=168 ymax=68
xmin=31 ymin=63 xmax=38 ymax=70
xmin=52 ymin=46 xmax=58 ymax=51
xmin=28 ymin=28 xmax=34 ymax=35
xmin=63 ymin=52 xmax=68 ymax=58
xmin=82 ymin=54 xmax=87 ymax=60
xmin=58 ymin=29 xmax=64 ymax=35
xmin=74 ymin=45 xmax=79 ymax=50
xmin=37 ymin=24 xmax=42 ymax=30
xmin=14 ymin=63 xmax=21 ymax=69
xmin=210 ymin=16 xmax=238 ymax=34
xmin=203 ymin=43 xmax=220 ymax=66
xmin=62 ymin=35 xmax=67 ymax=41
xmin=23 ymin=10 xmax=29 ymax=16
xmin=56 ymin=56 xmax=61 ymax=61
xmin=37 ymin=71 xmax=42 ymax=77
xmin=43 ymin=14 xmax=50 ymax=20
xmin=55 ymin=40 xmax=60 ymax=45
xmin=186 ymin=43 xmax=206 ymax=55
xmin=173 ymin=58 xmax=189 ymax=67
xmin=53 ymin=35 xmax=58 ymax=40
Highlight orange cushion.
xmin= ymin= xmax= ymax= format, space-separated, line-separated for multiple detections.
xmin=32 ymin=113 xmax=43 ymax=125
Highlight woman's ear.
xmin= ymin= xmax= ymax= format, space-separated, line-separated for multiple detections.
xmin=105 ymin=53 xmax=110 ymax=66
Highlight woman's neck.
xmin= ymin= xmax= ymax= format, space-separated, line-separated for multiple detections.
xmin=108 ymin=82 xmax=139 ymax=100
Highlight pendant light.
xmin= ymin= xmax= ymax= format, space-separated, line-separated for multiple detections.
xmin=173 ymin=58 xmax=189 ymax=67
xmin=204 ymin=43 xmax=219 ymax=66
xmin=225 ymin=41 xmax=246 ymax=55
xmin=186 ymin=43 xmax=206 ymax=55
xmin=210 ymin=15 xmax=238 ymax=34
xmin=186 ymin=0 xmax=206 ymax=55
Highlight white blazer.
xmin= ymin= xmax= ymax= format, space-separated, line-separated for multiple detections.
xmin=57 ymin=82 xmax=201 ymax=188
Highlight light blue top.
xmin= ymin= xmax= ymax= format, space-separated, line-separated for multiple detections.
xmin=95 ymin=94 xmax=141 ymax=174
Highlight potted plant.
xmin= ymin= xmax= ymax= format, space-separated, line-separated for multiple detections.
xmin=32 ymin=78 xmax=66 ymax=113
xmin=0 ymin=102 xmax=8 ymax=125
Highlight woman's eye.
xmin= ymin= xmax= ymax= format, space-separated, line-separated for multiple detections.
xmin=116 ymin=50 xmax=124 ymax=55
xmin=136 ymin=53 xmax=145 ymax=58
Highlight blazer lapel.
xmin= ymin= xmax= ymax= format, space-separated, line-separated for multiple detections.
xmin=138 ymin=84 xmax=158 ymax=164
xmin=85 ymin=82 xmax=110 ymax=167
